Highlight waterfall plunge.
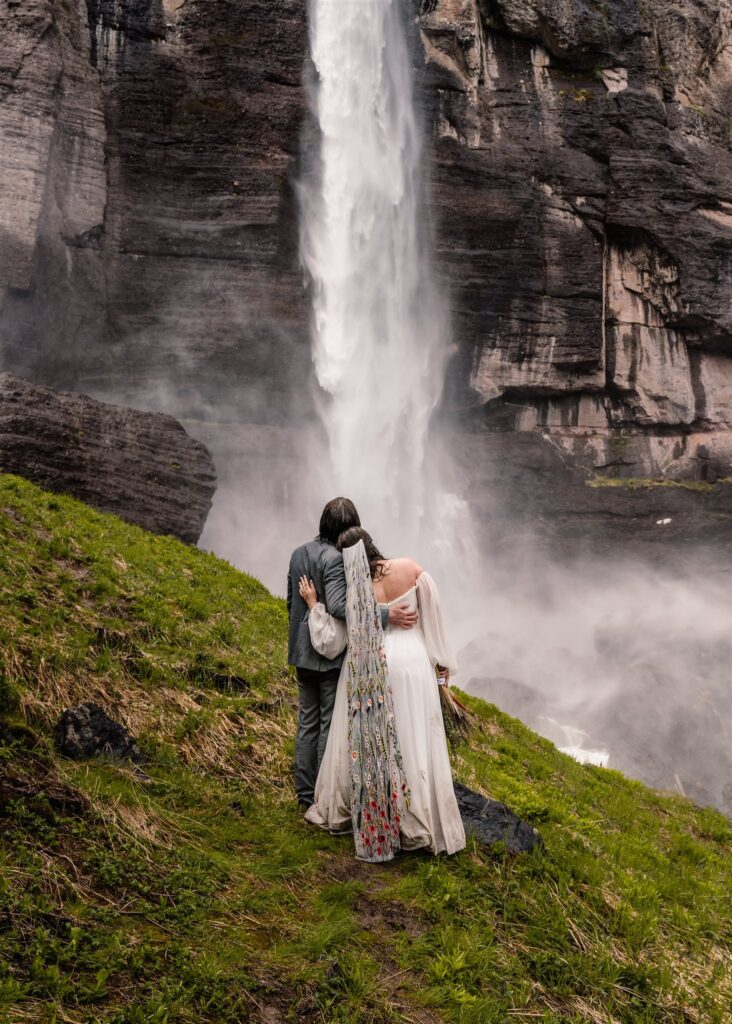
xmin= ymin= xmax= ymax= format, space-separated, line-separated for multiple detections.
xmin=292 ymin=0 xmax=731 ymax=807
xmin=300 ymin=0 xmax=458 ymax=558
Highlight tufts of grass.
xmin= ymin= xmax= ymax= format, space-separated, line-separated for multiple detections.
xmin=1 ymin=473 xmax=731 ymax=1023
xmin=0 ymin=473 xmax=292 ymax=788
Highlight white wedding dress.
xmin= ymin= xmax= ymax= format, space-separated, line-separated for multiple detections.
xmin=304 ymin=572 xmax=466 ymax=856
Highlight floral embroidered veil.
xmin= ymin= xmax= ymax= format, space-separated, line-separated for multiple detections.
xmin=342 ymin=540 xmax=410 ymax=862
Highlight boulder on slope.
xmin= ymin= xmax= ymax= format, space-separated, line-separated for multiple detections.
xmin=0 ymin=373 xmax=216 ymax=543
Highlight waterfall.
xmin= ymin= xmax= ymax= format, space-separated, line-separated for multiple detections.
xmin=295 ymin=0 xmax=731 ymax=809
xmin=300 ymin=0 xmax=453 ymax=556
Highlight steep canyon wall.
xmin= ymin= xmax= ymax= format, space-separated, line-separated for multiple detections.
xmin=421 ymin=0 xmax=732 ymax=552
xmin=1 ymin=0 xmax=732 ymax=555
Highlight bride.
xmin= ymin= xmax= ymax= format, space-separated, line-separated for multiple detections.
xmin=298 ymin=527 xmax=466 ymax=862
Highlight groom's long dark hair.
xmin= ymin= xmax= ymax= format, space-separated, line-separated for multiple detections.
xmin=318 ymin=497 xmax=361 ymax=546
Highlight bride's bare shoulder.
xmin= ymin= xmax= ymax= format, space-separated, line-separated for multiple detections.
xmin=389 ymin=556 xmax=423 ymax=580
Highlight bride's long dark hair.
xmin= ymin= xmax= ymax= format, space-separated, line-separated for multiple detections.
xmin=337 ymin=526 xmax=389 ymax=582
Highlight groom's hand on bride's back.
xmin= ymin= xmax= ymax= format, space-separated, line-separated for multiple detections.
xmin=388 ymin=603 xmax=418 ymax=630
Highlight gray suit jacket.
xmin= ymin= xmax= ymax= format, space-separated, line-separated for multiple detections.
xmin=287 ymin=539 xmax=389 ymax=672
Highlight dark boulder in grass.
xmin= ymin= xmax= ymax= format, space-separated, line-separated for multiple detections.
xmin=55 ymin=703 xmax=145 ymax=765
xmin=454 ymin=782 xmax=543 ymax=854
xmin=0 ymin=373 xmax=216 ymax=544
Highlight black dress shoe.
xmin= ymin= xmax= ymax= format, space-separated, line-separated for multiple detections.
xmin=298 ymin=799 xmax=314 ymax=813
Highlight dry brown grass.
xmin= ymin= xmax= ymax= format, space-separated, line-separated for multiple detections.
xmin=13 ymin=649 xmax=298 ymax=789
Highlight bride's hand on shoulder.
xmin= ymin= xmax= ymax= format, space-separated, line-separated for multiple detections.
xmin=299 ymin=575 xmax=319 ymax=609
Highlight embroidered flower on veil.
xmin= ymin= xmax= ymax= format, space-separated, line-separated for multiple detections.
xmin=343 ymin=540 xmax=409 ymax=864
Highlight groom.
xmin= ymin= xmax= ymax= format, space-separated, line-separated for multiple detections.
xmin=287 ymin=497 xmax=417 ymax=809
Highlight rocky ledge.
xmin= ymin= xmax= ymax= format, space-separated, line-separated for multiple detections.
xmin=0 ymin=373 xmax=216 ymax=543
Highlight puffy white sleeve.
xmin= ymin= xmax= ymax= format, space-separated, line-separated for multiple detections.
xmin=416 ymin=571 xmax=458 ymax=675
xmin=306 ymin=603 xmax=347 ymax=660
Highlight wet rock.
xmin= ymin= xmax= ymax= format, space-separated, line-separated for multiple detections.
xmin=54 ymin=702 xmax=144 ymax=764
xmin=451 ymin=416 xmax=732 ymax=566
xmin=424 ymin=0 xmax=732 ymax=482
xmin=0 ymin=373 xmax=216 ymax=543
xmin=454 ymin=781 xmax=543 ymax=853
xmin=0 ymin=0 xmax=309 ymax=417
xmin=0 ymin=0 xmax=730 ymax=540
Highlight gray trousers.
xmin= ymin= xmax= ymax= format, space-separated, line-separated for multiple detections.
xmin=294 ymin=666 xmax=340 ymax=805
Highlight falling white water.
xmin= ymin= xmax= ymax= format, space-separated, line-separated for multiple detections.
xmin=300 ymin=0 xmax=456 ymax=557
xmin=545 ymin=719 xmax=610 ymax=768
xmin=296 ymin=1 xmax=732 ymax=817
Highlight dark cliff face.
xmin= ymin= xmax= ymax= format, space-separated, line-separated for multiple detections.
xmin=0 ymin=0 xmax=309 ymax=420
xmin=0 ymin=0 xmax=731 ymax=540
xmin=419 ymin=0 xmax=732 ymax=481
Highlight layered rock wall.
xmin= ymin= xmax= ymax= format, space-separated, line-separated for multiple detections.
xmin=0 ymin=0 xmax=108 ymax=374
xmin=0 ymin=0 xmax=731 ymax=540
xmin=422 ymin=0 xmax=732 ymax=483
xmin=0 ymin=0 xmax=309 ymax=416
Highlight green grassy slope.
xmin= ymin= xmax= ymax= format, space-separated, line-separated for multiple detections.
xmin=0 ymin=472 xmax=730 ymax=1024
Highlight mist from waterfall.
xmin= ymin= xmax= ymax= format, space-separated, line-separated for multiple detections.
xmin=299 ymin=0 xmax=467 ymax=563
xmin=293 ymin=0 xmax=731 ymax=815
xmin=0 ymin=0 xmax=727 ymax=818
